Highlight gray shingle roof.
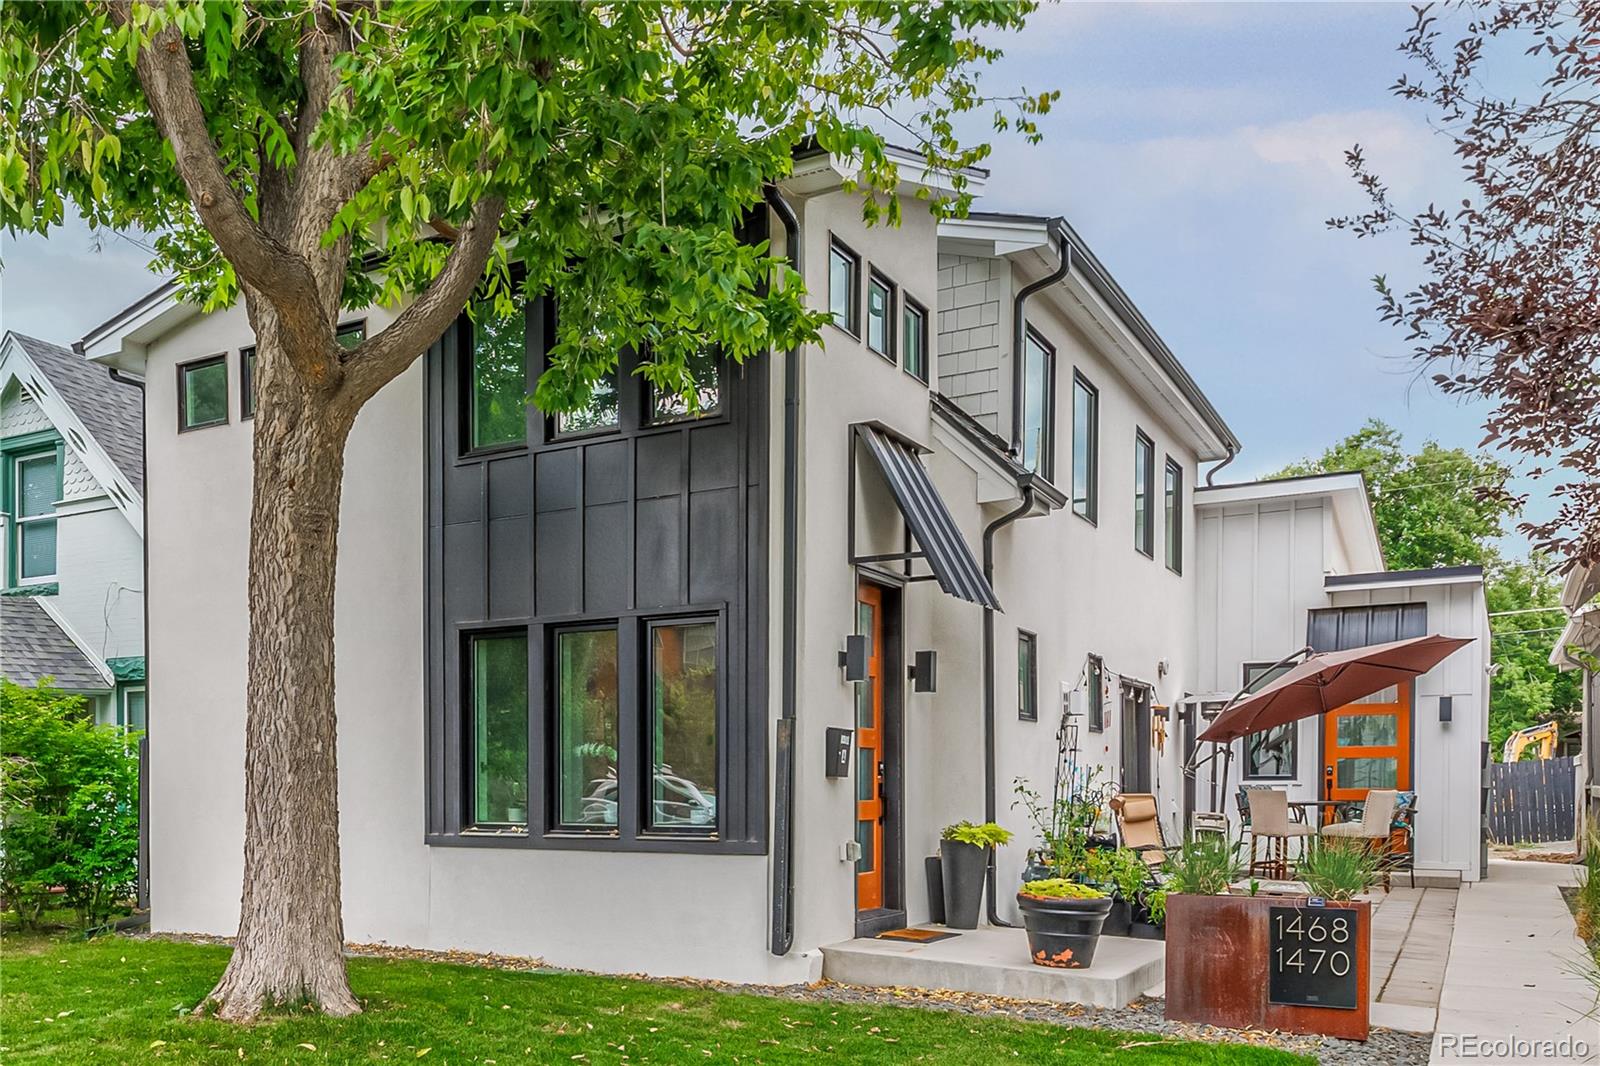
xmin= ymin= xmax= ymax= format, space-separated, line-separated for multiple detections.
xmin=0 ymin=597 xmax=112 ymax=691
xmin=10 ymin=333 xmax=144 ymax=496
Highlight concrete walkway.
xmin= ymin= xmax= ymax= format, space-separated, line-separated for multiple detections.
xmin=1430 ymin=859 xmax=1598 ymax=1064
xmin=1370 ymin=886 xmax=1458 ymax=1033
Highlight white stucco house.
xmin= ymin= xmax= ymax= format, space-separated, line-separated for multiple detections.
xmin=0 ymin=331 xmax=146 ymax=730
xmin=78 ymin=151 xmax=1490 ymax=983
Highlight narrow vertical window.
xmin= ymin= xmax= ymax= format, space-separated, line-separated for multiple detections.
xmin=1017 ymin=631 xmax=1038 ymax=722
xmin=178 ymin=354 xmax=229 ymax=432
xmin=1165 ymin=457 xmax=1184 ymax=574
xmin=902 ymin=298 xmax=928 ymax=383
xmin=120 ymin=687 xmax=147 ymax=733
xmin=1071 ymin=371 xmax=1098 ymax=521
xmin=555 ymin=627 xmax=620 ymax=828
xmin=240 ymin=347 xmax=257 ymax=419
xmin=12 ymin=450 xmax=59 ymax=582
xmin=1134 ymin=431 xmax=1154 ymax=557
xmin=866 ymin=272 xmax=894 ymax=360
xmin=829 ymin=240 xmax=860 ymax=336
xmin=469 ymin=303 xmax=528 ymax=449
xmin=647 ymin=620 xmax=718 ymax=833
xmin=470 ymin=632 xmax=529 ymax=827
xmin=1021 ymin=330 xmax=1054 ymax=477
xmin=1086 ymin=654 xmax=1105 ymax=732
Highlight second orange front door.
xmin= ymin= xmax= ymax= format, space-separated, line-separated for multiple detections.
xmin=855 ymin=582 xmax=885 ymax=911
xmin=1323 ymin=683 xmax=1411 ymax=817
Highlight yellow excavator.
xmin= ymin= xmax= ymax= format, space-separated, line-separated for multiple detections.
xmin=1501 ymin=720 xmax=1560 ymax=762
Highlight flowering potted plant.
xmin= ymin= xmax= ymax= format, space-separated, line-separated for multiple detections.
xmin=939 ymin=821 xmax=1012 ymax=929
xmin=1016 ymin=878 xmax=1113 ymax=968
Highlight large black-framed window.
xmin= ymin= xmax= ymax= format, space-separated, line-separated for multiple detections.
xmin=902 ymin=297 xmax=929 ymax=384
xmin=1086 ymin=653 xmax=1105 ymax=732
xmin=1134 ymin=430 xmax=1154 ymax=557
xmin=1017 ymin=630 xmax=1038 ymax=722
xmin=1164 ymin=456 xmax=1184 ymax=574
xmin=866 ymin=269 xmax=895 ymax=362
xmin=177 ymin=353 xmax=229 ymax=432
xmin=426 ymin=277 xmax=768 ymax=855
xmin=829 ymin=237 xmax=861 ymax=337
xmin=1242 ymin=661 xmax=1295 ymax=779
xmin=1071 ymin=370 xmax=1098 ymax=521
xmin=1020 ymin=329 xmax=1055 ymax=479
xmin=466 ymin=629 xmax=531 ymax=828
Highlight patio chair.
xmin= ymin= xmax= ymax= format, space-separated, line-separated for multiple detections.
xmin=1110 ymin=793 xmax=1175 ymax=879
xmin=1321 ymin=789 xmax=1402 ymax=886
xmin=1246 ymin=787 xmax=1313 ymax=881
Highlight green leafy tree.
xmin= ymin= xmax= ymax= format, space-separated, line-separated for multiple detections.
xmin=0 ymin=681 xmax=141 ymax=931
xmin=0 ymin=0 xmax=1052 ymax=1018
xmin=1271 ymin=421 xmax=1579 ymax=754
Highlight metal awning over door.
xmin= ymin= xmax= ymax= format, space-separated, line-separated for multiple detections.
xmin=851 ymin=424 xmax=1001 ymax=610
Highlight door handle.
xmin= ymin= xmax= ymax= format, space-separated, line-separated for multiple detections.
xmin=877 ymin=760 xmax=887 ymax=821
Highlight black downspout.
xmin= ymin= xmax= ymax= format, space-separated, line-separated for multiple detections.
xmin=1008 ymin=225 xmax=1071 ymax=457
xmin=109 ymin=366 xmax=150 ymax=912
xmin=981 ymin=485 xmax=1035 ymax=927
xmin=764 ymin=183 xmax=801 ymax=957
xmin=1205 ymin=444 xmax=1238 ymax=487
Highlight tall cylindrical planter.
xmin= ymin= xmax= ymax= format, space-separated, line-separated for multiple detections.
xmin=939 ymin=839 xmax=987 ymax=929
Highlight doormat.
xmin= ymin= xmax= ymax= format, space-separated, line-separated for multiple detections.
xmin=876 ymin=928 xmax=960 ymax=944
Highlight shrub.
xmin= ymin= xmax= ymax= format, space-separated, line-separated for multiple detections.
xmin=1144 ymin=888 xmax=1168 ymax=925
xmin=941 ymin=821 xmax=1013 ymax=848
xmin=0 ymin=681 xmax=140 ymax=929
xmin=1575 ymin=828 xmax=1600 ymax=942
xmin=1297 ymin=838 xmax=1381 ymax=901
xmin=1085 ymin=846 xmax=1148 ymax=901
xmin=1019 ymin=878 xmax=1106 ymax=900
xmin=1163 ymin=834 xmax=1239 ymax=895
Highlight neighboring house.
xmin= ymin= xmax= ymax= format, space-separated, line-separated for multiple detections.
xmin=1552 ymin=558 xmax=1600 ymax=846
xmin=0 ymin=332 xmax=145 ymax=729
xmin=80 ymin=152 xmax=1489 ymax=983
xmin=1191 ymin=473 xmax=1492 ymax=882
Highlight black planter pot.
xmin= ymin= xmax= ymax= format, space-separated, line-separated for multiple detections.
xmin=939 ymin=839 xmax=988 ymax=929
xmin=925 ymin=855 xmax=946 ymax=925
xmin=1100 ymin=896 xmax=1132 ymax=937
xmin=1016 ymin=893 xmax=1114 ymax=968
xmin=1129 ymin=920 xmax=1165 ymax=940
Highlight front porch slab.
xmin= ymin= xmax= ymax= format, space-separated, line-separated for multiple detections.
xmin=820 ymin=925 xmax=1165 ymax=1008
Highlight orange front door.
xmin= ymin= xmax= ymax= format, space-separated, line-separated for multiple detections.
xmin=855 ymin=582 xmax=885 ymax=911
xmin=1323 ymin=683 xmax=1411 ymax=818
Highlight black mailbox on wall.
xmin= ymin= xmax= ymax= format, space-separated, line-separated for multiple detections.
xmin=825 ymin=727 xmax=853 ymax=778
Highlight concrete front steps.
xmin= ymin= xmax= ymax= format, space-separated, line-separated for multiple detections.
xmin=819 ymin=925 xmax=1165 ymax=1008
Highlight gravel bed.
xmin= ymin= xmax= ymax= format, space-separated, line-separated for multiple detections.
xmin=752 ymin=980 xmax=1433 ymax=1066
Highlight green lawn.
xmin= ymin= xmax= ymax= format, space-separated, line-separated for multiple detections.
xmin=0 ymin=930 xmax=1309 ymax=1065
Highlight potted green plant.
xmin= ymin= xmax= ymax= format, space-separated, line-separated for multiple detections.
xmin=1016 ymin=878 xmax=1113 ymax=968
xmin=1084 ymin=845 xmax=1145 ymax=937
xmin=939 ymin=821 xmax=1012 ymax=929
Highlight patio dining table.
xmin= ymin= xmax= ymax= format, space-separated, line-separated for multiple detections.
xmin=1289 ymin=799 xmax=1347 ymax=827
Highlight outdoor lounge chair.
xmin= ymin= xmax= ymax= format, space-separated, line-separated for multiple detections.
xmin=1246 ymin=787 xmax=1313 ymax=880
xmin=1110 ymin=793 xmax=1175 ymax=877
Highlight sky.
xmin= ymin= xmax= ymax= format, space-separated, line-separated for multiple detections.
xmin=0 ymin=2 xmax=1550 ymax=554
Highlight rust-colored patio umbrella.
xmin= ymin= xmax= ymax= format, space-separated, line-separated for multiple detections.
xmin=1198 ymin=633 xmax=1475 ymax=745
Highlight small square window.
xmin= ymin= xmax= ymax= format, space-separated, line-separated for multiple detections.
xmin=828 ymin=239 xmax=860 ymax=336
xmin=468 ymin=303 xmax=529 ymax=450
xmin=902 ymin=299 xmax=928 ymax=383
xmin=178 ymin=355 xmax=229 ymax=432
xmin=866 ymin=271 xmax=894 ymax=360
xmin=1017 ymin=631 xmax=1038 ymax=722
xmin=648 ymin=348 xmax=722 ymax=424
xmin=647 ymin=619 xmax=718 ymax=834
xmin=336 ymin=321 xmax=365 ymax=348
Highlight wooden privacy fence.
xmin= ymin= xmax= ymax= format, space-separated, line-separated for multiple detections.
xmin=1486 ymin=755 xmax=1577 ymax=845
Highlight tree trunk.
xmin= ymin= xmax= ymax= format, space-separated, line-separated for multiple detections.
xmin=204 ymin=324 xmax=361 ymax=1020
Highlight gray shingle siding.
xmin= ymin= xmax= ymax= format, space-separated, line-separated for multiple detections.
xmin=936 ymin=253 xmax=1005 ymax=433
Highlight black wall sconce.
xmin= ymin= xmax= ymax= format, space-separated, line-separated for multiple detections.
xmin=908 ymin=650 xmax=937 ymax=693
xmin=839 ymin=634 xmax=868 ymax=682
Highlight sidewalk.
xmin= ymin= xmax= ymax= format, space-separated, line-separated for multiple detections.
xmin=1430 ymin=859 xmax=1598 ymax=1064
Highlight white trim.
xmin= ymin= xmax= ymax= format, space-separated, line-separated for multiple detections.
xmin=34 ymin=595 xmax=116 ymax=690
xmin=0 ymin=333 xmax=145 ymax=535
xmin=779 ymin=145 xmax=987 ymax=199
xmin=1323 ymin=571 xmax=1485 ymax=594
xmin=1552 ymin=605 xmax=1600 ymax=670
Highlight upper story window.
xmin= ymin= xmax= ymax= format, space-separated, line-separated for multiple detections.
xmin=1020 ymin=330 xmax=1054 ymax=478
xmin=1071 ymin=370 xmax=1098 ymax=521
xmin=178 ymin=354 xmax=229 ymax=432
xmin=468 ymin=303 xmax=529 ymax=449
xmin=1134 ymin=430 xmax=1154 ymax=557
xmin=648 ymin=347 xmax=722 ymax=424
xmin=1164 ymin=456 xmax=1183 ymax=574
xmin=902 ymin=298 xmax=929 ymax=383
xmin=1017 ymin=630 xmax=1038 ymax=722
xmin=9 ymin=445 xmax=60 ymax=584
xmin=866 ymin=271 xmax=894 ymax=361
xmin=828 ymin=238 xmax=861 ymax=336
